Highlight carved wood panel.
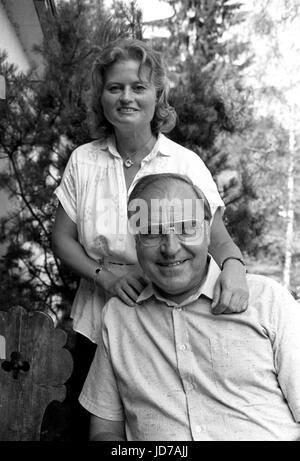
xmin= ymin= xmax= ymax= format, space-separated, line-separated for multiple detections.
xmin=0 ymin=306 xmax=73 ymax=441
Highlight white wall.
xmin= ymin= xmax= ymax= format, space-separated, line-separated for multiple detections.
xmin=0 ymin=1 xmax=31 ymax=72
xmin=0 ymin=0 xmax=46 ymax=254
xmin=0 ymin=2 xmax=29 ymax=254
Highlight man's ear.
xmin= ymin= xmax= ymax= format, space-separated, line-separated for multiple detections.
xmin=134 ymin=235 xmax=139 ymax=249
xmin=205 ymin=221 xmax=211 ymax=245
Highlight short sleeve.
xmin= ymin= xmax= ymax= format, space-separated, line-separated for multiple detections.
xmin=79 ymin=304 xmax=125 ymax=421
xmin=272 ymin=286 xmax=300 ymax=422
xmin=54 ymin=151 xmax=78 ymax=223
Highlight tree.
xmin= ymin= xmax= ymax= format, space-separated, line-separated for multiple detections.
xmin=220 ymin=115 xmax=290 ymax=258
xmin=148 ymin=1 xmax=258 ymax=253
xmin=0 ymin=0 xmax=141 ymax=314
xmin=238 ymin=0 xmax=300 ymax=291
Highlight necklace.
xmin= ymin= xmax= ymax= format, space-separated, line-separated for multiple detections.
xmin=121 ymin=134 xmax=156 ymax=168
xmin=124 ymin=158 xmax=134 ymax=168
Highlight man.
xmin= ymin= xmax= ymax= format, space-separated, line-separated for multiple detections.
xmin=79 ymin=173 xmax=300 ymax=441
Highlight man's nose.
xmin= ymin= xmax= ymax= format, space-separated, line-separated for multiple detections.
xmin=160 ymin=233 xmax=181 ymax=255
xmin=120 ymin=87 xmax=133 ymax=103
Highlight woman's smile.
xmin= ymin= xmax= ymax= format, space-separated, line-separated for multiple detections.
xmin=117 ymin=106 xmax=139 ymax=117
xmin=117 ymin=107 xmax=138 ymax=113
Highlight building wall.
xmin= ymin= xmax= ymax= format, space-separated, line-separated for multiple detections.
xmin=0 ymin=0 xmax=45 ymax=254
xmin=0 ymin=0 xmax=31 ymax=72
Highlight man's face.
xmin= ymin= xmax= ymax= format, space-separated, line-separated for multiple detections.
xmin=133 ymin=181 xmax=210 ymax=302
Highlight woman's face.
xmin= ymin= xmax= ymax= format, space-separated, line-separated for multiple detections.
xmin=101 ymin=59 xmax=157 ymax=134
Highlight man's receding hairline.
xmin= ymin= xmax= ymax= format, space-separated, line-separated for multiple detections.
xmin=130 ymin=175 xmax=206 ymax=204
xmin=128 ymin=174 xmax=212 ymax=222
xmin=141 ymin=178 xmax=198 ymax=197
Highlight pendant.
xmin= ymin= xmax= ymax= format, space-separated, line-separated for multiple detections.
xmin=124 ymin=158 xmax=133 ymax=168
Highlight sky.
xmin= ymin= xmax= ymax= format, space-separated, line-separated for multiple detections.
xmin=104 ymin=0 xmax=173 ymax=21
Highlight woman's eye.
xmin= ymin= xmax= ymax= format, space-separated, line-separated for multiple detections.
xmin=107 ymin=85 xmax=120 ymax=93
xmin=134 ymin=85 xmax=146 ymax=92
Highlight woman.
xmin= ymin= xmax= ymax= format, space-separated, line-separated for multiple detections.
xmin=52 ymin=38 xmax=248 ymax=437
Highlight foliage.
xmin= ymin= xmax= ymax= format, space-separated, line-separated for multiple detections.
xmin=2 ymin=0 xmax=290 ymax=314
xmin=0 ymin=0 xmax=139 ymax=313
xmin=150 ymin=1 xmax=258 ymax=253
xmin=239 ymin=0 xmax=300 ymax=289
xmin=219 ymin=115 xmax=290 ymax=256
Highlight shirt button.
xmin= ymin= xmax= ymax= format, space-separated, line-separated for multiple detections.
xmin=195 ymin=425 xmax=202 ymax=433
xmin=175 ymin=306 xmax=182 ymax=311
xmin=179 ymin=344 xmax=187 ymax=351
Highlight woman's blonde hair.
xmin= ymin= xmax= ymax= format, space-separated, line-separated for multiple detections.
xmin=89 ymin=38 xmax=177 ymax=139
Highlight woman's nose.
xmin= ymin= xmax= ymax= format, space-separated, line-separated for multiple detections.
xmin=120 ymin=87 xmax=133 ymax=103
xmin=160 ymin=233 xmax=181 ymax=255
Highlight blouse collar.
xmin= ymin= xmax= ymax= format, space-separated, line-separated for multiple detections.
xmin=105 ymin=133 xmax=172 ymax=160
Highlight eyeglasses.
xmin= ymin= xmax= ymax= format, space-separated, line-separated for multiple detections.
xmin=137 ymin=219 xmax=206 ymax=247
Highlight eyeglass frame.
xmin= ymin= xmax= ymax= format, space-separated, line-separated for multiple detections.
xmin=136 ymin=218 xmax=209 ymax=247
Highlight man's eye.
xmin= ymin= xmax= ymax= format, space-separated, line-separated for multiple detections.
xmin=181 ymin=223 xmax=198 ymax=235
xmin=182 ymin=227 xmax=196 ymax=236
xmin=145 ymin=234 xmax=159 ymax=239
xmin=146 ymin=225 xmax=163 ymax=235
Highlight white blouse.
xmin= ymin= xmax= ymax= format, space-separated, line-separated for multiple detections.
xmin=54 ymin=133 xmax=224 ymax=342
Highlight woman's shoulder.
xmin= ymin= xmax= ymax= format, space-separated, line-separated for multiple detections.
xmin=159 ymin=134 xmax=206 ymax=164
xmin=70 ymin=138 xmax=109 ymax=163
xmin=155 ymin=135 xmax=219 ymax=189
xmin=158 ymin=134 xmax=209 ymax=174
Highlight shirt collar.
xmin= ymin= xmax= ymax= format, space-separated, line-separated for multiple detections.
xmin=137 ymin=256 xmax=221 ymax=308
xmin=105 ymin=133 xmax=171 ymax=160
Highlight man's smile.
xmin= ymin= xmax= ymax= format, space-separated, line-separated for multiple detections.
xmin=157 ymin=258 xmax=190 ymax=267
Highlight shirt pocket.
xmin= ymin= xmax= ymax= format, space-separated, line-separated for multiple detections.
xmin=209 ymin=336 xmax=273 ymax=396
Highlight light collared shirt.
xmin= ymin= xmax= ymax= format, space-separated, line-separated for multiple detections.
xmin=54 ymin=133 xmax=224 ymax=342
xmin=79 ymin=258 xmax=300 ymax=440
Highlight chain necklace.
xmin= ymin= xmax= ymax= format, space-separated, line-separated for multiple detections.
xmin=121 ymin=134 xmax=156 ymax=168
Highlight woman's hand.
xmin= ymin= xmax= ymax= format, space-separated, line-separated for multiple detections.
xmin=211 ymin=259 xmax=249 ymax=314
xmin=102 ymin=272 xmax=147 ymax=307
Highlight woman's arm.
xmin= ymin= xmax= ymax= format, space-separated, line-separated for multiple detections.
xmin=52 ymin=203 xmax=110 ymax=285
xmin=90 ymin=415 xmax=126 ymax=441
xmin=209 ymin=207 xmax=244 ymax=265
xmin=52 ymin=204 xmax=145 ymax=305
xmin=209 ymin=208 xmax=249 ymax=314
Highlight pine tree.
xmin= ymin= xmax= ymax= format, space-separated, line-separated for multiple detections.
xmin=149 ymin=1 xmax=258 ymax=254
xmin=238 ymin=0 xmax=300 ymax=291
xmin=0 ymin=0 xmax=140 ymax=314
